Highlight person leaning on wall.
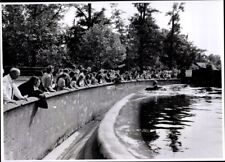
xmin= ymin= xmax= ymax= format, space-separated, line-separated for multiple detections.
xmin=18 ymin=76 xmax=49 ymax=109
xmin=3 ymin=67 xmax=28 ymax=104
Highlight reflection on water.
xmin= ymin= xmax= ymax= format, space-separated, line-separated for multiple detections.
xmin=140 ymin=95 xmax=194 ymax=153
xmin=139 ymin=86 xmax=223 ymax=159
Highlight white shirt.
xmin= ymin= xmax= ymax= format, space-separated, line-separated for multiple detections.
xmin=3 ymin=74 xmax=24 ymax=103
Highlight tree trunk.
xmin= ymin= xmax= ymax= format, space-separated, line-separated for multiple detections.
xmin=169 ymin=16 xmax=175 ymax=69
xmin=88 ymin=3 xmax=92 ymax=29
xmin=138 ymin=37 xmax=144 ymax=73
xmin=31 ymin=48 xmax=37 ymax=66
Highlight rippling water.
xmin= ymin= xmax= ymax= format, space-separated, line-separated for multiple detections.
xmin=139 ymin=85 xmax=223 ymax=159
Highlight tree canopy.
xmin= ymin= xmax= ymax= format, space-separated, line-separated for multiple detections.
xmin=2 ymin=3 xmax=221 ymax=71
xmin=3 ymin=4 xmax=67 ymax=67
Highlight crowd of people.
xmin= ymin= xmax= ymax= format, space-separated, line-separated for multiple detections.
xmin=2 ymin=65 xmax=180 ymax=105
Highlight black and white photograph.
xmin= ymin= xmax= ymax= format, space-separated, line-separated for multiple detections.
xmin=1 ymin=0 xmax=224 ymax=161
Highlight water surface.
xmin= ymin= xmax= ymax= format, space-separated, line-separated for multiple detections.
xmin=139 ymin=86 xmax=223 ymax=159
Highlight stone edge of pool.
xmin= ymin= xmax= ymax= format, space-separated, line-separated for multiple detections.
xmin=98 ymin=93 xmax=137 ymax=159
xmin=98 ymin=85 xmax=224 ymax=160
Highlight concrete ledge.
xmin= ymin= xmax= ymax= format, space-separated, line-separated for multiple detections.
xmin=98 ymin=94 xmax=136 ymax=159
xmin=97 ymin=83 xmax=184 ymax=159
xmin=4 ymin=79 xmax=179 ymax=112
xmin=4 ymin=79 xmax=180 ymax=160
xmin=4 ymin=82 xmax=115 ymax=112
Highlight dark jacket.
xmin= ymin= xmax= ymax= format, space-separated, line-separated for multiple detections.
xmin=18 ymin=80 xmax=48 ymax=109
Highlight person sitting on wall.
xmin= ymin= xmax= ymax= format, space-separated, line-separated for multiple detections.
xmin=41 ymin=65 xmax=56 ymax=92
xmin=18 ymin=76 xmax=49 ymax=108
xmin=69 ymin=71 xmax=75 ymax=87
xmin=70 ymin=69 xmax=80 ymax=88
xmin=90 ymin=73 xmax=98 ymax=85
xmin=76 ymin=69 xmax=89 ymax=87
xmin=63 ymin=68 xmax=71 ymax=88
xmin=145 ymin=80 xmax=161 ymax=91
xmin=85 ymin=73 xmax=92 ymax=85
xmin=113 ymin=73 xmax=122 ymax=84
xmin=96 ymin=70 xmax=104 ymax=84
xmin=103 ymin=70 xmax=112 ymax=83
xmin=3 ymin=67 xmax=28 ymax=104
xmin=55 ymin=73 xmax=70 ymax=91
xmin=70 ymin=76 xmax=79 ymax=89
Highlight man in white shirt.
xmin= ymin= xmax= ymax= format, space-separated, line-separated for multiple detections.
xmin=3 ymin=67 xmax=27 ymax=104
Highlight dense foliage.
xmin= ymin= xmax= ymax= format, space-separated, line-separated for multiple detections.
xmin=2 ymin=3 xmax=221 ymax=71
xmin=2 ymin=4 xmax=68 ymax=67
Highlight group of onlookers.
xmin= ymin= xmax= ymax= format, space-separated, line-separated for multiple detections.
xmin=2 ymin=65 xmax=179 ymax=105
xmin=40 ymin=65 xmax=123 ymax=92
xmin=3 ymin=68 xmax=49 ymax=107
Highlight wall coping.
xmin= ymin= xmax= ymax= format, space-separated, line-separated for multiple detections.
xmin=98 ymin=93 xmax=136 ymax=159
xmin=3 ymin=79 xmax=180 ymax=113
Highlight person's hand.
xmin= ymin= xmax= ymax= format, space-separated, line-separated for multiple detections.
xmin=43 ymin=92 xmax=50 ymax=95
xmin=74 ymin=86 xmax=79 ymax=89
xmin=21 ymin=96 xmax=28 ymax=101
xmin=39 ymin=93 xmax=46 ymax=98
xmin=64 ymin=87 xmax=70 ymax=90
xmin=5 ymin=100 xmax=18 ymax=105
xmin=49 ymin=88 xmax=56 ymax=92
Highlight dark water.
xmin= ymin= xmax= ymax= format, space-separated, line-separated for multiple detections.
xmin=140 ymin=95 xmax=194 ymax=152
xmin=139 ymin=87 xmax=223 ymax=159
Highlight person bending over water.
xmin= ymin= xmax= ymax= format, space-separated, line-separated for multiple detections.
xmin=18 ymin=76 xmax=49 ymax=108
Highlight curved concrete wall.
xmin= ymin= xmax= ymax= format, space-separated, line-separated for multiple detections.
xmin=3 ymin=79 xmax=180 ymax=160
xmin=98 ymin=92 xmax=159 ymax=159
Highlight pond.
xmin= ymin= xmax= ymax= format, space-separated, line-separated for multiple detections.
xmin=139 ymin=85 xmax=223 ymax=159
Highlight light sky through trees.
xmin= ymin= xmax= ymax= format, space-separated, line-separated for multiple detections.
xmin=62 ymin=1 xmax=223 ymax=57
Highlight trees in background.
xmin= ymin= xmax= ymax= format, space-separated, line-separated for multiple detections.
xmin=2 ymin=3 xmax=221 ymax=71
xmin=2 ymin=4 xmax=67 ymax=67
xmin=65 ymin=25 xmax=85 ymax=65
xmin=80 ymin=23 xmax=126 ymax=70
xmin=73 ymin=3 xmax=110 ymax=30
xmin=164 ymin=2 xmax=185 ymax=69
xmin=126 ymin=3 xmax=164 ymax=72
xmin=161 ymin=2 xmax=221 ymax=70
xmin=208 ymin=54 xmax=221 ymax=69
xmin=2 ymin=5 xmax=26 ymax=66
xmin=65 ymin=3 xmax=112 ymax=67
xmin=110 ymin=3 xmax=127 ymax=44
